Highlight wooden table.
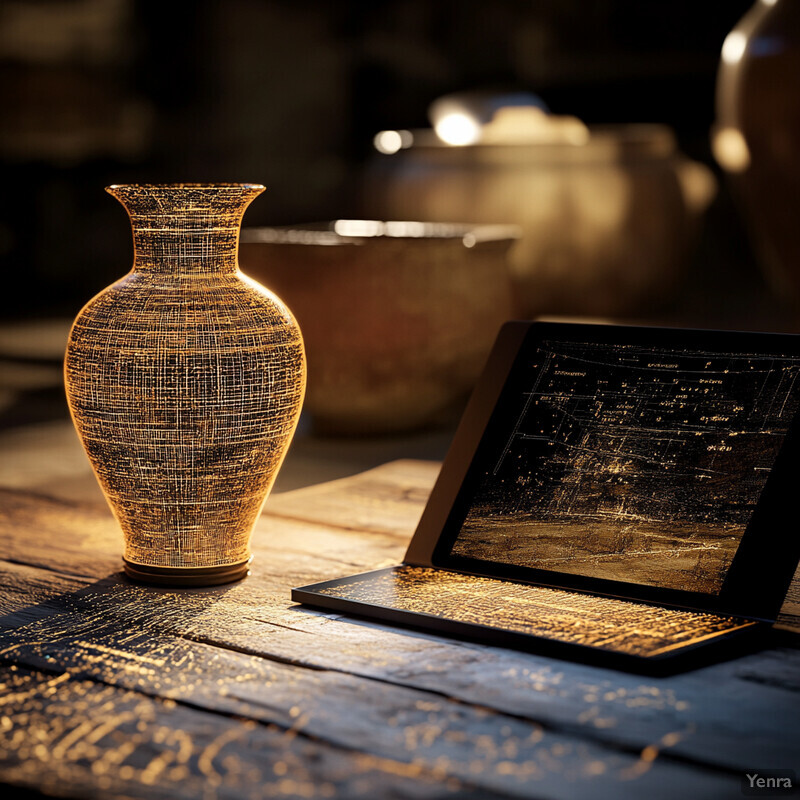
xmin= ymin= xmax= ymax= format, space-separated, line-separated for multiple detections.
xmin=1 ymin=459 xmax=799 ymax=799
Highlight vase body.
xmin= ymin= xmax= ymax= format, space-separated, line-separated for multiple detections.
xmin=715 ymin=0 xmax=800 ymax=301
xmin=65 ymin=184 xmax=305 ymax=585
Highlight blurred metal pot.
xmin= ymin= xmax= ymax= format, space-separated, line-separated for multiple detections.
xmin=239 ymin=221 xmax=519 ymax=435
xmin=714 ymin=0 xmax=800 ymax=304
xmin=365 ymin=115 xmax=715 ymax=319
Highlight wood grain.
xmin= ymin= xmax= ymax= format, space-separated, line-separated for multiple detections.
xmin=1 ymin=459 xmax=799 ymax=800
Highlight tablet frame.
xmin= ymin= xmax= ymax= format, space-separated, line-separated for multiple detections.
xmin=405 ymin=321 xmax=800 ymax=624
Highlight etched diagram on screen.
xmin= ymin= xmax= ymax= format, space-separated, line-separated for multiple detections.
xmin=451 ymin=341 xmax=800 ymax=593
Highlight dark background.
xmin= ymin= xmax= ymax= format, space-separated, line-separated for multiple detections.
xmin=0 ymin=0 xmax=756 ymax=320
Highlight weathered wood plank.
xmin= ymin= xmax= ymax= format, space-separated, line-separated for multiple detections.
xmin=0 ymin=476 xmax=415 ymax=577
xmin=0 ymin=487 xmax=123 ymax=577
xmin=0 ymin=545 xmax=798 ymax=781
xmin=4 ymin=457 xmax=800 ymax=636
xmin=0 ymin=560 xmax=89 ymax=617
xmin=0 ymin=570 xmax=746 ymax=800
xmin=0 ymin=665 xmax=489 ymax=800
xmin=263 ymin=459 xmax=440 ymax=537
xmin=1 ymin=461 xmax=799 ymax=799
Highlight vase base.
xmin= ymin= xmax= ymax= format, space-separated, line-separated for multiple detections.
xmin=123 ymin=558 xmax=251 ymax=587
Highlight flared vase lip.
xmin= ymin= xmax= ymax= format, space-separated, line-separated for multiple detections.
xmin=106 ymin=182 xmax=265 ymax=192
xmin=106 ymin=183 xmax=266 ymax=221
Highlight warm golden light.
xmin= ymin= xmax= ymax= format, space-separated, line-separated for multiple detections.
xmin=479 ymin=106 xmax=590 ymax=146
xmin=434 ymin=112 xmax=481 ymax=146
xmin=712 ymin=127 xmax=751 ymax=172
xmin=383 ymin=220 xmax=427 ymax=237
xmin=374 ymin=130 xmax=402 ymax=154
xmin=373 ymin=129 xmax=413 ymax=154
xmin=332 ymin=220 xmax=430 ymax=238
xmin=333 ymin=219 xmax=384 ymax=237
xmin=65 ymin=184 xmax=306 ymax=586
xmin=722 ymin=31 xmax=748 ymax=64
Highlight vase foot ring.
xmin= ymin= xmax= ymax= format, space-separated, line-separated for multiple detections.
xmin=123 ymin=558 xmax=251 ymax=587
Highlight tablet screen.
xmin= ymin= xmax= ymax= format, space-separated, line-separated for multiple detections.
xmin=442 ymin=337 xmax=800 ymax=595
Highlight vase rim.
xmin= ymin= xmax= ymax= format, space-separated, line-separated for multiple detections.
xmin=106 ymin=183 xmax=265 ymax=191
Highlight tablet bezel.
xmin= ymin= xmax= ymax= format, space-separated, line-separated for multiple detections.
xmin=291 ymin=566 xmax=768 ymax=676
xmin=405 ymin=321 xmax=800 ymax=622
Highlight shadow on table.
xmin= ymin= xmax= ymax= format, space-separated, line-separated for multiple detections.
xmin=0 ymin=571 xmax=238 ymax=676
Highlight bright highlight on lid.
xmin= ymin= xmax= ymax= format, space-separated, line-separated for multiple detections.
xmin=434 ymin=112 xmax=481 ymax=146
xmin=333 ymin=220 xmax=431 ymax=238
xmin=334 ymin=220 xmax=384 ymax=237
xmin=373 ymin=129 xmax=414 ymax=154
xmin=712 ymin=127 xmax=751 ymax=173
xmin=722 ymin=31 xmax=747 ymax=64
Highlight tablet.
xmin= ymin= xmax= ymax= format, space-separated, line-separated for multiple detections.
xmin=294 ymin=322 xmax=800 ymax=673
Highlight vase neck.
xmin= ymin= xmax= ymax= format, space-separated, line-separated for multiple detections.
xmin=107 ymin=184 xmax=264 ymax=275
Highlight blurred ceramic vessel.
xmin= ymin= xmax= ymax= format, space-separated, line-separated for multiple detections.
xmin=365 ymin=123 xmax=715 ymax=318
xmin=714 ymin=0 xmax=800 ymax=302
xmin=65 ymin=184 xmax=305 ymax=586
xmin=239 ymin=221 xmax=518 ymax=435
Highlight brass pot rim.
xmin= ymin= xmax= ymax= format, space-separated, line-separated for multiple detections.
xmin=240 ymin=221 xmax=521 ymax=247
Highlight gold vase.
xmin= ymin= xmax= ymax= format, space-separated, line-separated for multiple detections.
xmin=65 ymin=184 xmax=306 ymax=586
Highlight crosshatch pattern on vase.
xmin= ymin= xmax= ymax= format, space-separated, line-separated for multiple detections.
xmin=65 ymin=184 xmax=306 ymax=572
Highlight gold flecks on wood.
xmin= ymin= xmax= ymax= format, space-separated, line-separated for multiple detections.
xmin=64 ymin=184 xmax=305 ymax=580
